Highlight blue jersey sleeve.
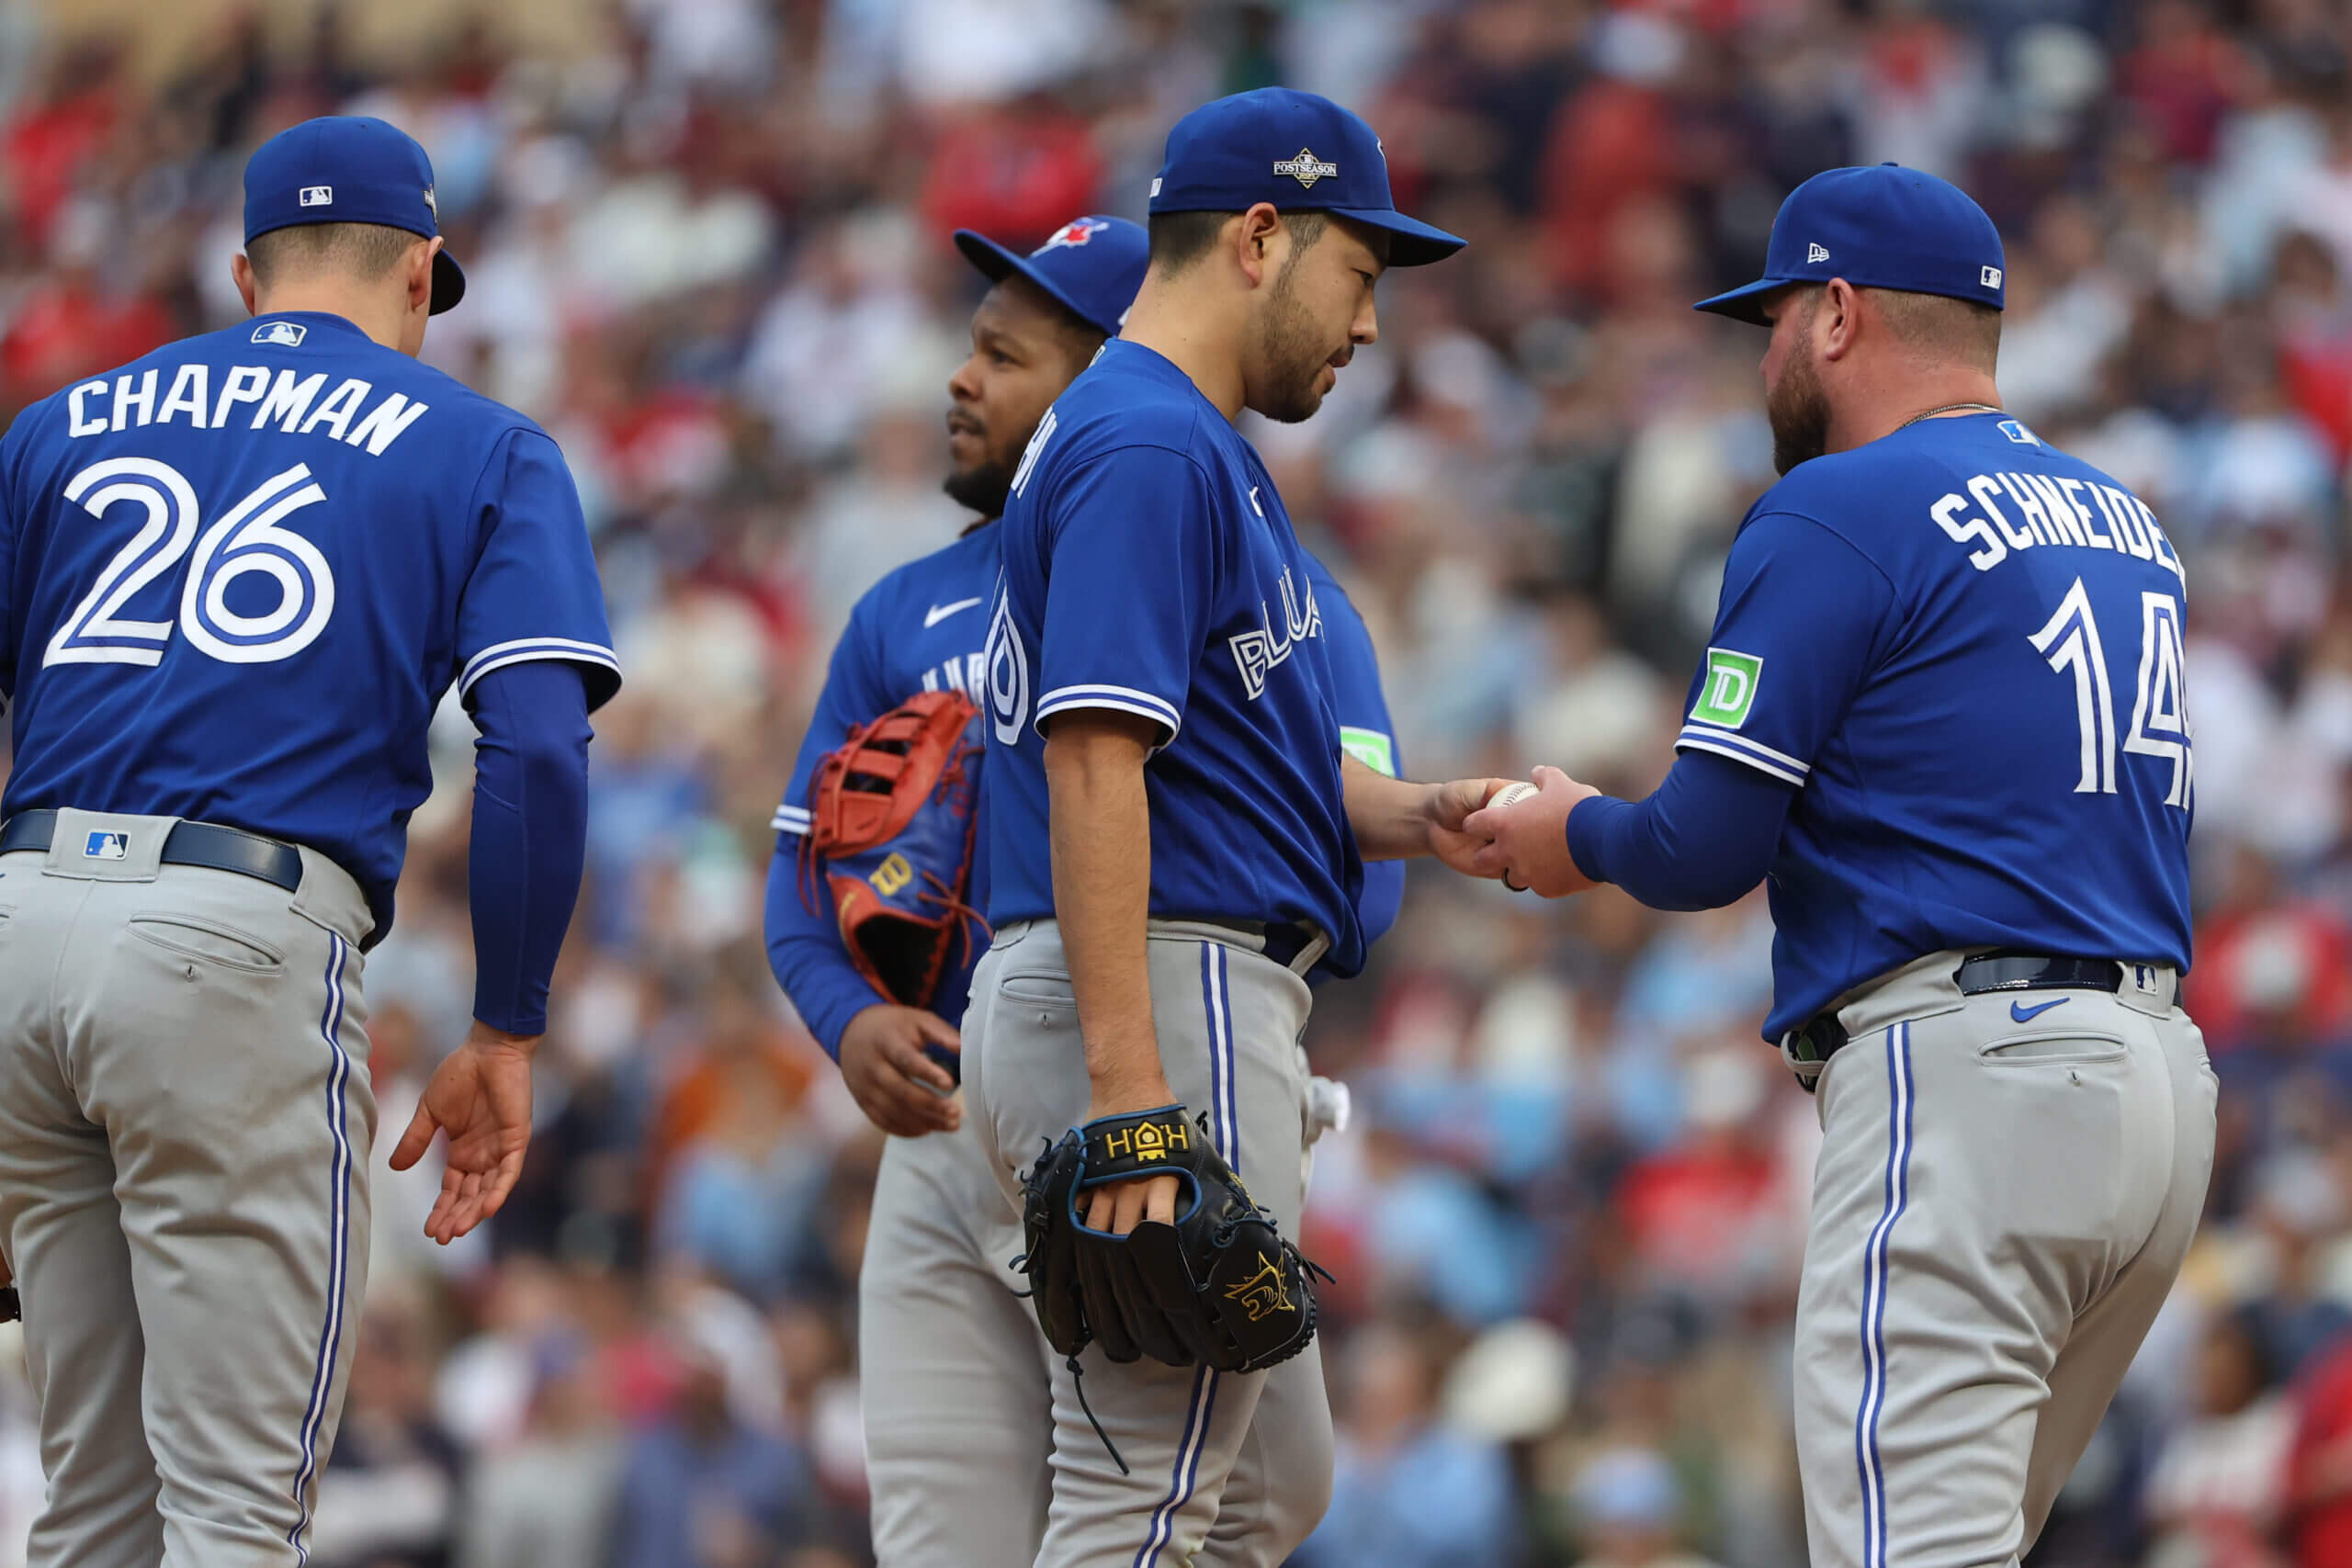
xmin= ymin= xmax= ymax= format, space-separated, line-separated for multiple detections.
xmin=1566 ymin=750 xmax=1794 ymax=912
xmin=1675 ymin=512 xmax=1894 ymax=784
xmin=1032 ymin=446 xmax=1218 ymax=747
xmin=1314 ymin=567 xmax=1406 ymax=949
xmin=764 ymin=598 xmax=899 ymax=1055
xmin=453 ymin=428 xmax=621 ymax=711
xmin=771 ymin=596 xmax=896 ymax=840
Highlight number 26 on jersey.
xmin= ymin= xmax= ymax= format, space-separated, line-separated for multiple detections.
xmin=2030 ymin=576 xmax=2192 ymax=808
xmin=43 ymin=457 xmax=334 ymax=669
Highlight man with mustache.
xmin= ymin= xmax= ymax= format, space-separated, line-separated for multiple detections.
xmin=967 ymin=89 xmax=1497 ymax=1567
xmin=1470 ymin=165 xmax=2217 ymax=1568
xmin=763 ymin=211 xmax=1409 ymax=1565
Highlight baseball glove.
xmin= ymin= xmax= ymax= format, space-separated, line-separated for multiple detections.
xmin=1017 ymin=1105 xmax=1329 ymax=1378
xmin=798 ymin=691 xmax=989 ymax=1021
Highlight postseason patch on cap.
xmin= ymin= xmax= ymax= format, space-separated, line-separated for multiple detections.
xmin=1273 ymin=149 xmax=1339 ymax=189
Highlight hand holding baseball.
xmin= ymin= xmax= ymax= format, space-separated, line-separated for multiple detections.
xmin=1464 ymin=765 xmax=1601 ymax=897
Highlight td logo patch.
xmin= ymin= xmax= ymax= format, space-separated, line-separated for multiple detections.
xmin=1692 ymin=648 xmax=1763 ymax=729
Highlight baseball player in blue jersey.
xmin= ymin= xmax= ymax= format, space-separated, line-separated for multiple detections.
xmin=1472 ymin=166 xmax=2217 ymax=1568
xmin=763 ymin=215 xmax=1407 ymax=1567
xmin=967 ymin=91 xmax=1503 ymax=1567
xmin=0 ymin=118 xmax=616 ymax=1567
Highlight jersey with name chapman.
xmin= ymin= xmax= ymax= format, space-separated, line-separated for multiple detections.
xmin=1687 ymin=413 xmax=2194 ymax=1038
xmin=0 ymin=311 xmax=616 ymax=936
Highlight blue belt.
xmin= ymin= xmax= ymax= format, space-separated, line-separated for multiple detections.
xmin=1787 ymin=951 xmax=2177 ymax=1071
xmin=0 ymin=809 xmax=304 ymax=893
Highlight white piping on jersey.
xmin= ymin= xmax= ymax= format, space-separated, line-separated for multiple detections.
xmin=1035 ymin=683 xmax=1182 ymax=745
xmin=458 ymin=636 xmax=621 ymax=695
xmin=772 ymin=804 xmax=811 ymax=835
xmin=1678 ymin=720 xmax=1809 ymax=773
xmin=1674 ymin=728 xmax=1796 ymax=789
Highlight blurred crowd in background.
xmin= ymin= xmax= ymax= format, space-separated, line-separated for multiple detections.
xmin=7 ymin=0 xmax=2352 ymax=1563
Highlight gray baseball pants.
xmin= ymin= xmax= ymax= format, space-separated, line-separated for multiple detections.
xmin=1792 ymin=949 xmax=2217 ymax=1568
xmin=947 ymin=917 xmax=1332 ymax=1568
xmin=0 ymin=810 xmax=377 ymax=1568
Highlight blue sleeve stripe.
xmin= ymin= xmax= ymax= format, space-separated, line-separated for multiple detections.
xmin=1675 ymin=733 xmax=1807 ymax=788
xmin=459 ymin=636 xmax=622 ymax=695
xmin=1678 ymin=721 xmax=1810 ymax=775
xmin=772 ymin=805 xmax=811 ymax=834
xmin=1035 ymin=683 xmax=1182 ymax=739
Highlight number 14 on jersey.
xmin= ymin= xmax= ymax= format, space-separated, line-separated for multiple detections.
xmin=2029 ymin=577 xmax=2191 ymax=807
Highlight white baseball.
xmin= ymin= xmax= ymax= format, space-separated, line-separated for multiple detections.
xmin=1489 ymin=781 xmax=1538 ymax=809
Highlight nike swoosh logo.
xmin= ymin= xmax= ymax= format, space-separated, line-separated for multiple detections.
xmin=2009 ymin=997 xmax=2070 ymax=1023
xmin=923 ymin=598 xmax=982 ymax=628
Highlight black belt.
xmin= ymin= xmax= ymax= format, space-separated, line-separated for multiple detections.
xmin=0 ymin=809 xmax=304 ymax=893
xmin=1203 ymin=918 xmax=1321 ymax=969
xmin=1786 ymin=952 xmax=2174 ymax=1070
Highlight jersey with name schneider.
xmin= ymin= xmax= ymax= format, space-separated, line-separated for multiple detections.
xmin=983 ymin=341 xmax=1367 ymax=976
xmin=1683 ymin=413 xmax=2194 ymax=1039
xmin=0 ymin=311 xmax=618 ymax=936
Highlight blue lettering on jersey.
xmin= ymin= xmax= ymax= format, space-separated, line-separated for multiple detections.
xmin=983 ymin=340 xmax=1366 ymax=975
xmin=0 ymin=312 xmax=620 ymax=937
xmin=1679 ymin=412 xmax=2193 ymax=1039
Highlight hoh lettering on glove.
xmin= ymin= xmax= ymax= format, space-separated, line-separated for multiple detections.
xmin=1015 ymin=1105 xmax=1327 ymax=1377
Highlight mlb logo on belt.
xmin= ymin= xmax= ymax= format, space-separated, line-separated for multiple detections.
xmin=83 ymin=831 xmax=129 ymax=861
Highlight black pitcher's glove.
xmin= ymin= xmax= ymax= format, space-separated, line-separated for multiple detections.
xmin=1017 ymin=1106 xmax=1328 ymax=1376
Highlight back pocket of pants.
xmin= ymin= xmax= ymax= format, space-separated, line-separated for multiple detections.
xmin=129 ymin=913 xmax=283 ymax=973
xmin=1979 ymin=1030 xmax=2127 ymax=1066
xmin=998 ymin=972 xmax=1079 ymax=1017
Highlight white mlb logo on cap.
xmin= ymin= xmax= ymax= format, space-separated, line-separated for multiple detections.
xmin=300 ymin=186 xmax=334 ymax=207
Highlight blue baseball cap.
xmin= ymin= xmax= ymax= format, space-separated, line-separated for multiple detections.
xmin=1148 ymin=88 xmax=1464 ymax=267
xmin=954 ymin=215 xmax=1148 ymax=337
xmin=243 ymin=117 xmax=465 ymax=315
xmin=1694 ymin=164 xmax=2003 ymax=326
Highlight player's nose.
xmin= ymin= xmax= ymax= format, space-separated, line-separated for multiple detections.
xmin=947 ymin=354 xmax=983 ymax=404
xmin=1352 ymin=299 xmax=1379 ymax=347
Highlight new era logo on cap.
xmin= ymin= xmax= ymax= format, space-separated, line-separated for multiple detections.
xmin=299 ymin=185 xmax=334 ymax=207
xmin=1807 ymin=243 xmax=1830 ymax=264
xmin=1272 ymin=148 xmax=1340 ymax=189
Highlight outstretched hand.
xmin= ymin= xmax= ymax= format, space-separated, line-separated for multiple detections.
xmin=1464 ymin=764 xmax=1601 ymax=897
xmin=1426 ymin=777 xmax=1516 ymax=877
xmin=390 ymin=1021 xmax=537 ymax=1245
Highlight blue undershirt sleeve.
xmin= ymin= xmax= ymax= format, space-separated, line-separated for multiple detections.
xmin=763 ymin=850 xmax=889 ymax=1061
xmin=1563 ymin=750 xmax=1796 ymax=912
xmin=467 ymin=660 xmax=592 ymax=1034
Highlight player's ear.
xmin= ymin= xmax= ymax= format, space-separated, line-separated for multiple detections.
xmin=232 ymin=252 xmax=259 ymax=317
xmin=406 ymin=235 xmax=442 ymax=316
xmin=1819 ymin=277 xmax=1859 ymax=362
xmin=1236 ymin=204 xmax=1283 ymax=290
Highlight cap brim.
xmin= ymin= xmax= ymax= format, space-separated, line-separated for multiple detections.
xmin=952 ymin=229 xmax=1119 ymax=337
xmin=429 ymin=248 xmax=465 ymax=315
xmin=1327 ymin=208 xmax=1464 ymax=267
xmin=1691 ymin=276 xmax=1790 ymax=325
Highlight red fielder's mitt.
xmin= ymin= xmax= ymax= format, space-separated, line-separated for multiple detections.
xmin=798 ymin=690 xmax=988 ymax=1012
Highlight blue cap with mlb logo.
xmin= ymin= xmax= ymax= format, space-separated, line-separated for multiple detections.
xmin=243 ymin=116 xmax=466 ymax=314
xmin=1147 ymin=88 xmax=1464 ymax=267
xmin=954 ymin=215 xmax=1149 ymax=337
xmin=1694 ymin=164 xmax=2004 ymax=325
